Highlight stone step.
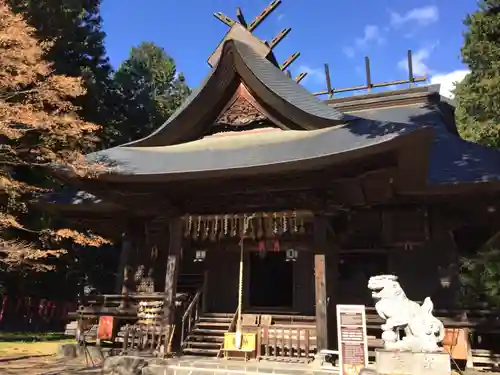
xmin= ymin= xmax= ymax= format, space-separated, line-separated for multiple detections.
xmin=198 ymin=317 xmax=232 ymax=323
xmin=185 ymin=335 xmax=224 ymax=342
xmin=202 ymin=313 xmax=234 ymax=318
xmin=196 ymin=321 xmax=231 ymax=327
xmin=182 ymin=347 xmax=220 ymax=355
xmin=192 ymin=328 xmax=227 ymax=335
xmin=183 ymin=341 xmax=221 ymax=348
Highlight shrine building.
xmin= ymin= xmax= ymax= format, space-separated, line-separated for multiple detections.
xmin=46 ymin=1 xmax=500 ymax=364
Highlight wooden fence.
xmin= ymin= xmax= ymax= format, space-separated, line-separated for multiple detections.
xmin=259 ymin=325 xmax=314 ymax=363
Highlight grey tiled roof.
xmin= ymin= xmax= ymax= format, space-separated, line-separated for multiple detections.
xmin=90 ymin=120 xmax=424 ymax=178
xmin=122 ymin=39 xmax=349 ymax=148
xmin=349 ymin=103 xmax=500 ymax=185
xmin=234 ymin=41 xmax=351 ymax=122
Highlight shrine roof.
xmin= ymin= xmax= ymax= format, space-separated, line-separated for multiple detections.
xmin=87 ymin=118 xmax=429 ymax=182
xmin=347 ymin=101 xmax=500 ymax=186
xmin=121 ymin=39 xmax=353 ymax=148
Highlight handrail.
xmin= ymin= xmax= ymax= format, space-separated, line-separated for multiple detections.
xmin=228 ymin=306 xmax=240 ymax=333
xmin=180 ymin=289 xmax=202 ymax=347
xmin=182 ymin=289 xmax=201 ymax=322
xmin=217 ymin=306 xmax=240 ymax=358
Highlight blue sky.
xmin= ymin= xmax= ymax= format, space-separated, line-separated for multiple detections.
xmin=101 ymin=0 xmax=476 ymax=99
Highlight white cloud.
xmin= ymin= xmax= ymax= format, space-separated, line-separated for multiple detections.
xmin=390 ymin=6 xmax=439 ymax=28
xmin=343 ymin=47 xmax=355 ymax=58
xmin=430 ymin=70 xmax=469 ymax=99
xmin=398 ymin=43 xmax=438 ymax=76
xmin=343 ymin=25 xmax=384 ymax=58
xmin=296 ymin=65 xmax=325 ymax=84
xmin=356 ymin=25 xmax=385 ymax=47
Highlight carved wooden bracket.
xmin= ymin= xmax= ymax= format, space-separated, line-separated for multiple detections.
xmin=215 ymin=83 xmax=268 ymax=126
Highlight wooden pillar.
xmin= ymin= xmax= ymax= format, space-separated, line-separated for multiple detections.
xmin=115 ymin=232 xmax=132 ymax=294
xmin=314 ymin=215 xmax=339 ymax=351
xmin=163 ymin=217 xmax=182 ymax=351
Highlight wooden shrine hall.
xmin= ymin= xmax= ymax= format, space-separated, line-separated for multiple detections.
xmin=48 ymin=1 xmax=500 ymax=364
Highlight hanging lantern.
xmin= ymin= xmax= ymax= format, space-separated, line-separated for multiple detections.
xmin=194 ymin=249 xmax=207 ymax=263
xmin=285 ymin=248 xmax=298 ymax=262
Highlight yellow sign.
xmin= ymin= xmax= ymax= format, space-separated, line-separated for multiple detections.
xmin=224 ymin=332 xmax=257 ymax=352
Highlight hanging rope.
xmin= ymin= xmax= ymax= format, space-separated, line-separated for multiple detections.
xmin=235 ymin=215 xmax=253 ymax=347
xmin=237 ymin=234 xmax=244 ymax=332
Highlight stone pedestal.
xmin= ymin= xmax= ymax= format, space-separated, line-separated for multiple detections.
xmin=375 ymin=349 xmax=451 ymax=375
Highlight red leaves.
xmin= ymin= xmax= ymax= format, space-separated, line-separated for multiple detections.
xmin=0 ymin=0 xmax=111 ymax=269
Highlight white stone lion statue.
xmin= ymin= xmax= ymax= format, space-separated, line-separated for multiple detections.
xmin=367 ymin=274 xmax=445 ymax=352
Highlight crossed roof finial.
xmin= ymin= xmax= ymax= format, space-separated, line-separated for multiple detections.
xmin=211 ymin=1 xmax=308 ymax=83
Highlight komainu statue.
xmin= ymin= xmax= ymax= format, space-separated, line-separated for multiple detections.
xmin=367 ymin=274 xmax=445 ymax=352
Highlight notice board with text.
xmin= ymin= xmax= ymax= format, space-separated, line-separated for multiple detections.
xmin=336 ymin=304 xmax=368 ymax=375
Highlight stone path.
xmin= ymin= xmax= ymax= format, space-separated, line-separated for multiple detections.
xmin=3 ymin=355 xmax=500 ymax=375
xmin=0 ymin=355 xmax=102 ymax=375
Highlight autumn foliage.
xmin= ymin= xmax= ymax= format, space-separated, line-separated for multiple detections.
xmin=0 ymin=0 xmax=108 ymax=269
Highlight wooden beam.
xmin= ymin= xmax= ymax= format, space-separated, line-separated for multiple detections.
xmin=314 ymin=215 xmax=339 ymax=351
xmin=163 ymin=217 xmax=182 ymax=352
xmin=324 ymin=63 xmax=333 ymax=99
xmin=407 ymin=50 xmax=414 ymax=87
xmin=314 ymin=253 xmax=328 ymax=350
xmin=365 ymin=56 xmax=372 ymax=91
xmin=236 ymin=7 xmax=247 ymax=28
xmin=116 ymin=232 xmax=133 ymax=299
xmin=280 ymin=52 xmax=300 ymax=71
xmin=269 ymin=28 xmax=291 ymax=49
xmin=213 ymin=12 xmax=236 ymax=27
xmin=247 ymin=0 xmax=282 ymax=32
xmin=295 ymin=72 xmax=307 ymax=83
xmin=312 ymin=51 xmax=428 ymax=97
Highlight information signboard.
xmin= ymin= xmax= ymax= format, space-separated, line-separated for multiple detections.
xmin=336 ymin=304 xmax=368 ymax=375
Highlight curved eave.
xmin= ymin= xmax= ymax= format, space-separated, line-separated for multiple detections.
xmin=34 ymin=188 xmax=125 ymax=215
xmin=119 ymin=39 xmax=350 ymax=148
xmin=79 ymin=121 xmax=434 ymax=185
xmin=345 ymin=102 xmax=500 ymax=193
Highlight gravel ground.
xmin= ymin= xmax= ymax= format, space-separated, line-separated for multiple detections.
xmin=0 ymin=355 xmax=102 ymax=375
xmin=2 ymin=355 xmax=500 ymax=375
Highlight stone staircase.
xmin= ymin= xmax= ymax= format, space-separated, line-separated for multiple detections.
xmin=181 ymin=313 xmax=233 ymax=356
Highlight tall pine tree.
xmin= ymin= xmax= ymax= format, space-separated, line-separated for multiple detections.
xmin=113 ymin=42 xmax=191 ymax=144
xmin=455 ymin=0 xmax=500 ymax=147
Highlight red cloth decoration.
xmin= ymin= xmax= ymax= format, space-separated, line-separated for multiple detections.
xmin=258 ymin=240 xmax=266 ymax=252
xmin=273 ymin=238 xmax=280 ymax=252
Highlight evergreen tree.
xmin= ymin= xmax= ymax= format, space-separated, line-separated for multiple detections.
xmin=113 ymin=42 xmax=191 ymax=144
xmin=455 ymin=0 xmax=500 ymax=147
xmin=460 ymin=232 xmax=500 ymax=307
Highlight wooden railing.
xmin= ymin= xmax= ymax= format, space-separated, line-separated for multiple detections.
xmin=180 ymin=289 xmax=202 ymax=348
xmin=121 ymin=323 xmax=173 ymax=354
xmin=70 ymin=293 xmax=189 ymax=320
xmin=258 ymin=326 xmax=315 ymax=363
